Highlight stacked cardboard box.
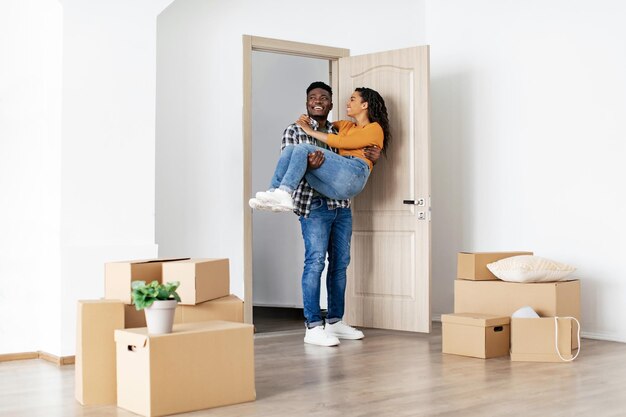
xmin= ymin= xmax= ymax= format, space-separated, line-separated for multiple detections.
xmin=442 ymin=251 xmax=581 ymax=362
xmin=76 ymin=257 xmax=254 ymax=414
xmin=75 ymin=300 xmax=124 ymax=405
xmin=115 ymin=321 xmax=255 ymax=417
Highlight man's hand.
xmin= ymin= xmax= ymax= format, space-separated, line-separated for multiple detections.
xmin=307 ymin=150 xmax=325 ymax=169
xmin=363 ymin=145 xmax=382 ymax=165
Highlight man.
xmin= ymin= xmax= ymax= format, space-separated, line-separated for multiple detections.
xmin=255 ymin=81 xmax=380 ymax=346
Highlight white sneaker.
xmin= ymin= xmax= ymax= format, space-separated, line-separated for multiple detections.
xmin=304 ymin=326 xmax=340 ymax=347
xmin=255 ymin=190 xmax=274 ymax=202
xmin=325 ymin=321 xmax=364 ymax=340
xmin=256 ymin=189 xmax=294 ymax=211
xmin=248 ymin=198 xmax=273 ymax=211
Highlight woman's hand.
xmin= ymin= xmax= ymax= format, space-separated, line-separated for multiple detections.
xmin=296 ymin=114 xmax=329 ymax=144
xmin=296 ymin=114 xmax=313 ymax=134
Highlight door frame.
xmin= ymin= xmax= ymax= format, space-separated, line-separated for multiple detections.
xmin=242 ymin=35 xmax=349 ymax=323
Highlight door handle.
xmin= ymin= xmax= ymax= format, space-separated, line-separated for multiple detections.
xmin=403 ymin=198 xmax=425 ymax=206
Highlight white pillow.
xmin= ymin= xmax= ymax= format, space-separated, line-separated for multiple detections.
xmin=486 ymin=255 xmax=576 ymax=283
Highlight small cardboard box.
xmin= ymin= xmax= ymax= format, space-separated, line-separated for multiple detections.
xmin=124 ymin=295 xmax=243 ymax=329
xmin=457 ymin=251 xmax=533 ymax=280
xmin=511 ymin=317 xmax=578 ymax=362
xmin=180 ymin=294 xmax=243 ymax=323
xmin=75 ymin=300 xmax=124 ymax=405
xmin=115 ymin=321 xmax=255 ymax=417
xmin=162 ymin=258 xmax=230 ymax=305
xmin=105 ymin=258 xmax=189 ymax=304
xmin=442 ymin=313 xmax=510 ymax=359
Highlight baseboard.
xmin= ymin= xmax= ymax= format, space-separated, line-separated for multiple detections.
xmin=37 ymin=351 xmax=75 ymax=366
xmin=579 ymin=331 xmax=626 ymax=343
xmin=0 ymin=352 xmax=39 ymax=362
xmin=0 ymin=351 xmax=74 ymax=366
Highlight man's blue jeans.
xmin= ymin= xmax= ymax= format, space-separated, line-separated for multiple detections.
xmin=299 ymin=198 xmax=352 ymax=328
xmin=270 ymin=143 xmax=370 ymax=200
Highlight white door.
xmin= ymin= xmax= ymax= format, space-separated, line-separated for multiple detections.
xmin=338 ymin=46 xmax=431 ymax=333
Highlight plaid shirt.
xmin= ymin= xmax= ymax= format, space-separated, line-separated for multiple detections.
xmin=280 ymin=120 xmax=351 ymax=218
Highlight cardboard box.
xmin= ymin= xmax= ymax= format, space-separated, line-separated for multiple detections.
xmin=115 ymin=321 xmax=255 ymax=417
xmin=125 ymin=304 xmax=150 ymax=328
xmin=75 ymin=300 xmax=124 ymax=405
xmin=105 ymin=258 xmax=189 ymax=304
xmin=454 ymin=279 xmax=580 ymax=318
xmin=457 ymin=251 xmax=533 ymax=280
xmin=162 ymin=258 xmax=230 ymax=305
xmin=442 ymin=313 xmax=510 ymax=359
xmin=180 ymin=294 xmax=243 ymax=323
xmin=511 ymin=317 xmax=578 ymax=362
xmin=124 ymin=295 xmax=243 ymax=329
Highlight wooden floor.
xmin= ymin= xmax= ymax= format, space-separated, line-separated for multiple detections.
xmin=2 ymin=323 xmax=626 ymax=416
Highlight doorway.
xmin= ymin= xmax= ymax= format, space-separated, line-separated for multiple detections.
xmin=242 ymin=36 xmax=350 ymax=326
xmin=251 ymin=51 xmax=329 ymax=332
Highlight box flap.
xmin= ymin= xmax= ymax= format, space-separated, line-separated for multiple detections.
xmin=114 ymin=328 xmax=149 ymax=347
xmin=166 ymin=258 xmax=228 ymax=265
xmin=442 ymin=313 xmax=510 ymax=327
xmin=458 ymin=251 xmax=532 ymax=255
xmin=107 ymin=257 xmax=190 ymax=265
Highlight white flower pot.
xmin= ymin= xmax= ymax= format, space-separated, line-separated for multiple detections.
xmin=144 ymin=299 xmax=178 ymax=334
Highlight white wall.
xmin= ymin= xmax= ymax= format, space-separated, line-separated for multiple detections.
xmin=251 ymin=52 xmax=330 ymax=308
xmin=156 ymin=0 xmax=427 ymax=306
xmin=0 ymin=0 xmax=62 ymax=355
xmin=57 ymin=0 xmax=175 ymax=355
xmin=427 ymin=0 xmax=626 ymax=341
xmin=1 ymin=0 xmax=173 ymax=356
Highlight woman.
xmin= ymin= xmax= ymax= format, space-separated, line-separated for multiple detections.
xmin=251 ymin=87 xmax=391 ymax=212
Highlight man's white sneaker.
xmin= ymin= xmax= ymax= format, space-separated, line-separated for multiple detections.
xmin=304 ymin=326 xmax=340 ymax=347
xmin=256 ymin=189 xmax=294 ymax=211
xmin=325 ymin=321 xmax=364 ymax=340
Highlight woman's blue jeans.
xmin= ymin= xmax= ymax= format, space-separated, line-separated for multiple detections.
xmin=270 ymin=143 xmax=370 ymax=200
xmin=299 ymin=198 xmax=352 ymax=328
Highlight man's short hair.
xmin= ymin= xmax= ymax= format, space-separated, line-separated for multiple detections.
xmin=306 ymin=81 xmax=332 ymax=96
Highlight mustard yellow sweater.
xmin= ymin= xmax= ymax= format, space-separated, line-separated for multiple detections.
xmin=327 ymin=121 xmax=384 ymax=170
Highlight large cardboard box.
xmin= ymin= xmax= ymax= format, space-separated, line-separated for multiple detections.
xmin=105 ymin=258 xmax=189 ymax=304
xmin=75 ymin=300 xmax=124 ymax=405
xmin=115 ymin=321 xmax=255 ymax=417
xmin=457 ymin=251 xmax=533 ymax=280
xmin=124 ymin=304 xmax=148 ymax=329
xmin=511 ymin=317 xmax=578 ymax=362
xmin=454 ymin=279 xmax=580 ymax=318
xmin=162 ymin=258 xmax=229 ymax=305
xmin=442 ymin=313 xmax=510 ymax=359
xmin=124 ymin=295 xmax=243 ymax=329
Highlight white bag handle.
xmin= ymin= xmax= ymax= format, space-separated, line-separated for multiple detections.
xmin=554 ymin=316 xmax=580 ymax=362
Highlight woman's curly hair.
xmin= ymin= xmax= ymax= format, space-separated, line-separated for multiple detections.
xmin=355 ymin=87 xmax=391 ymax=156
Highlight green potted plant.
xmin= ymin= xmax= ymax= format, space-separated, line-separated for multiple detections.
xmin=131 ymin=280 xmax=181 ymax=334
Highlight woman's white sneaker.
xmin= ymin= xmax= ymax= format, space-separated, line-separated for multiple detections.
xmin=325 ymin=321 xmax=364 ymax=340
xmin=304 ymin=326 xmax=340 ymax=347
xmin=248 ymin=198 xmax=272 ymax=211
xmin=256 ymin=189 xmax=294 ymax=211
